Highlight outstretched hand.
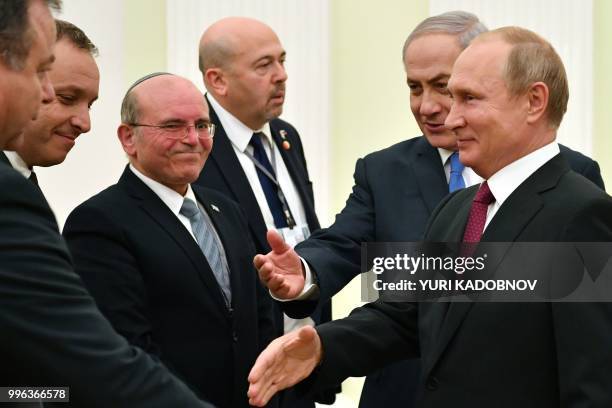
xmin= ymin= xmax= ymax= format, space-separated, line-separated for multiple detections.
xmin=247 ymin=326 xmax=322 ymax=406
xmin=253 ymin=230 xmax=306 ymax=299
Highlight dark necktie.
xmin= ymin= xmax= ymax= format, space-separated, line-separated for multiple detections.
xmin=462 ymin=181 xmax=496 ymax=243
xmin=249 ymin=132 xmax=288 ymax=228
xmin=448 ymin=151 xmax=465 ymax=192
xmin=29 ymin=171 xmax=39 ymax=186
xmin=179 ymin=198 xmax=232 ymax=304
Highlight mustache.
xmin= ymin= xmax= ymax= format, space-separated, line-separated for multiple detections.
xmin=271 ymin=85 xmax=285 ymax=95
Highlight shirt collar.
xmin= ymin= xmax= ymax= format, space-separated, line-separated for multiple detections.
xmin=129 ymin=164 xmax=198 ymax=214
xmin=207 ymin=94 xmax=273 ymax=152
xmin=437 ymin=147 xmax=455 ymax=166
xmin=3 ymin=151 xmax=32 ymax=178
xmin=487 ymin=141 xmax=560 ymax=207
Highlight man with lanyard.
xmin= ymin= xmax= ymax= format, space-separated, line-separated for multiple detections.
xmin=195 ymin=16 xmax=336 ymax=407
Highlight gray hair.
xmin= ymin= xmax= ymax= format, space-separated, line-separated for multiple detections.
xmin=402 ymin=11 xmax=488 ymax=61
xmin=0 ymin=0 xmax=62 ymax=70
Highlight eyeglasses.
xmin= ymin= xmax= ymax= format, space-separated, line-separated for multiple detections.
xmin=127 ymin=121 xmax=216 ymax=140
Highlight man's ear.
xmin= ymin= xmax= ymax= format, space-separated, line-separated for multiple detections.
xmin=204 ymin=68 xmax=228 ymax=96
xmin=117 ymin=124 xmax=137 ymax=157
xmin=526 ymin=81 xmax=549 ymax=125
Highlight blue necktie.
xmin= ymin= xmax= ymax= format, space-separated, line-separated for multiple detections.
xmin=250 ymin=133 xmax=288 ymax=228
xmin=448 ymin=151 xmax=466 ymax=192
xmin=180 ymin=198 xmax=232 ymax=304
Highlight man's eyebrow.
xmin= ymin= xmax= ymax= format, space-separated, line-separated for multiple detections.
xmin=406 ymin=73 xmax=450 ymax=84
xmin=427 ymin=73 xmax=450 ymax=84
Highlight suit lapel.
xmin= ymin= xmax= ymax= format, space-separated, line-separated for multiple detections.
xmin=0 ymin=151 xmax=10 ymax=166
xmin=207 ymin=102 xmax=270 ymax=251
xmin=412 ymin=138 xmax=450 ymax=214
xmin=269 ymin=121 xmax=319 ymax=231
xmin=120 ymin=167 xmax=229 ymax=311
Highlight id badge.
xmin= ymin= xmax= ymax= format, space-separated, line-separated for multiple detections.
xmin=278 ymin=224 xmax=310 ymax=248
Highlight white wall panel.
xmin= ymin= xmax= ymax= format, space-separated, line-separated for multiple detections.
xmin=430 ymin=0 xmax=593 ymax=155
xmin=39 ymin=0 xmax=126 ymax=227
xmin=167 ymin=0 xmax=332 ymax=224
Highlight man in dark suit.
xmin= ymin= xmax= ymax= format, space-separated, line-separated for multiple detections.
xmin=1 ymin=19 xmax=99 ymax=191
xmin=195 ymin=17 xmax=335 ymax=407
xmin=1 ymin=1 xmax=213 ymax=406
xmin=63 ymin=73 xmax=276 ymax=408
xmin=252 ymin=11 xmax=604 ymax=408
xmin=247 ymin=26 xmax=612 ymax=408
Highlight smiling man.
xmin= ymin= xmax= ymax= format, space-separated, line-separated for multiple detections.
xmin=0 ymin=0 xmax=56 ymax=150
xmin=252 ymin=11 xmax=605 ymax=408
xmin=1 ymin=19 xmax=99 ymax=190
xmin=247 ymin=26 xmax=612 ymax=408
xmin=63 ymin=73 xmax=276 ymax=408
xmin=1 ymin=2 xmax=214 ymax=406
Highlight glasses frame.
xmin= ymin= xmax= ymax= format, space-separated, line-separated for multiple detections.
xmin=127 ymin=121 xmax=216 ymax=140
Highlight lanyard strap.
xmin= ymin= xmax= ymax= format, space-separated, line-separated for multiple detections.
xmin=241 ymin=139 xmax=297 ymax=228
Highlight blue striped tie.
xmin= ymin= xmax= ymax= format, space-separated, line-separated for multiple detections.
xmin=448 ymin=151 xmax=466 ymax=192
xmin=180 ymin=198 xmax=231 ymax=304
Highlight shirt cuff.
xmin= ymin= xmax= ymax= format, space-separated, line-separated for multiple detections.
xmin=270 ymin=256 xmax=318 ymax=301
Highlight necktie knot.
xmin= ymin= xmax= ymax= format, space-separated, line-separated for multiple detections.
xmin=250 ymin=132 xmax=266 ymax=152
xmin=474 ymin=181 xmax=495 ymax=205
xmin=28 ymin=171 xmax=39 ymax=186
xmin=449 ymin=151 xmax=464 ymax=174
xmin=448 ymin=151 xmax=466 ymax=193
xmin=179 ymin=198 xmax=200 ymax=220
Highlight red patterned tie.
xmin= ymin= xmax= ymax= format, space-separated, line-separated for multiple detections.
xmin=462 ymin=181 xmax=496 ymax=243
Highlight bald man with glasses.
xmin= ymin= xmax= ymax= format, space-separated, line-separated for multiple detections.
xmin=63 ymin=73 xmax=276 ymax=408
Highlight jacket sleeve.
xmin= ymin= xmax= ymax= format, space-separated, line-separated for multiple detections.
xmin=287 ymin=157 xmax=376 ymax=319
xmin=0 ymin=168 xmax=213 ymax=408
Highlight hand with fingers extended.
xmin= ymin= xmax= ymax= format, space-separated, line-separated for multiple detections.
xmin=247 ymin=326 xmax=322 ymax=407
xmin=253 ymin=230 xmax=307 ymax=299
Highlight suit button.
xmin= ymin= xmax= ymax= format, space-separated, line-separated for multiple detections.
xmin=232 ymin=332 xmax=238 ymax=342
xmin=426 ymin=376 xmax=439 ymax=391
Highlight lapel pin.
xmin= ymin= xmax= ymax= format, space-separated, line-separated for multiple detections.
xmin=211 ymin=204 xmax=220 ymax=213
xmin=279 ymin=130 xmax=291 ymax=150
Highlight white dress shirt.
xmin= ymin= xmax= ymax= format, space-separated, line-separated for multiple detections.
xmin=3 ymin=151 xmax=32 ymax=179
xmin=483 ymin=141 xmax=560 ymax=230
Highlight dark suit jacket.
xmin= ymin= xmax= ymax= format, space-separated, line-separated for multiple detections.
xmin=0 ymin=161 xmax=211 ymax=408
xmin=308 ymin=153 xmax=612 ymax=407
xmin=63 ymin=166 xmax=275 ymax=408
xmin=195 ymin=101 xmax=335 ymax=405
xmin=292 ymin=137 xmax=605 ymax=407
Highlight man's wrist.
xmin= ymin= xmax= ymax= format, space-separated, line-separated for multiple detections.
xmin=269 ymin=257 xmax=318 ymax=301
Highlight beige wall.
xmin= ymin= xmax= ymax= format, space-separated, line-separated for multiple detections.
xmin=594 ymin=0 xmax=612 ymax=187
xmin=124 ymin=0 xmax=167 ymax=85
xmin=329 ymin=0 xmax=429 ymax=402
